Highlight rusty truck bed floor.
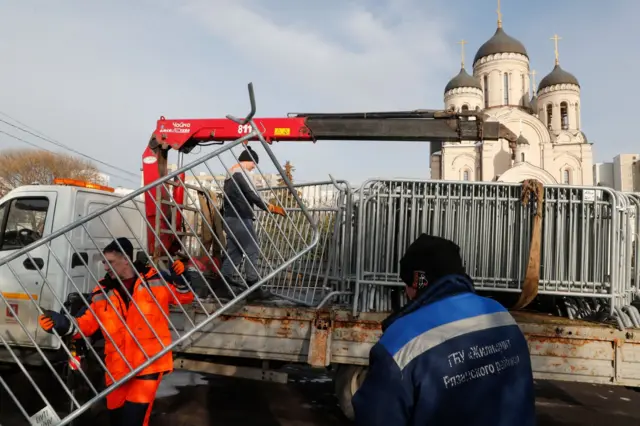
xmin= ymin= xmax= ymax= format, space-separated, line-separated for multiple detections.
xmin=194 ymin=300 xmax=619 ymax=330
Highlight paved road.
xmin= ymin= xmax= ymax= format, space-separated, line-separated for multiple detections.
xmin=150 ymin=367 xmax=640 ymax=426
xmin=2 ymin=365 xmax=640 ymax=425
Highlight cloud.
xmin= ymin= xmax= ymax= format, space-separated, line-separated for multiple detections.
xmin=0 ymin=1 xmax=457 ymax=186
xmin=175 ymin=0 xmax=455 ymax=110
xmin=1 ymin=1 xmax=639 ymax=189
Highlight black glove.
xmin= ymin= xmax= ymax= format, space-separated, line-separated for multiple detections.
xmin=169 ymin=260 xmax=191 ymax=289
xmin=38 ymin=309 xmax=73 ymax=335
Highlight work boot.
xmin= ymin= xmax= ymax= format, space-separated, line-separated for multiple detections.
xmin=245 ymin=280 xmax=274 ymax=303
xmin=208 ymin=275 xmax=245 ymax=303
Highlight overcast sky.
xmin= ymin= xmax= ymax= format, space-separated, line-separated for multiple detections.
xmin=1 ymin=0 xmax=638 ymax=188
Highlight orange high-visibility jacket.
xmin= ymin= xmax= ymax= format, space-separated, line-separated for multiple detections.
xmin=72 ymin=267 xmax=194 ymax=385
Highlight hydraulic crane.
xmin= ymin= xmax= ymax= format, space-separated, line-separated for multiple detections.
xmin=140 ymin=86 xmax=536 ymax=304
xmin=141 ymin=107 xmax=521 ymax=259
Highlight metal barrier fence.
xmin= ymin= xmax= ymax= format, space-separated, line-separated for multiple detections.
xmin=253 ymin=178 xmax=640 ymax=326
xmin=0 ymin=85 xmax=319 ymax=425
xmin=254 ymin=178 xmax=353 ymax=306
xmin=618 ymin=192 xmax=640 ymax=326
xmin=348 ymin=179 xmax=640 ymax=325
xmin=629 ymin=193 xmax=640 ymax=296
xmin=244 ymin=178 xmax=640 ymax=328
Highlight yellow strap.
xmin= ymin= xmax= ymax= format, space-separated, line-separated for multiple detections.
xmin=512 ymin=179 xmax=544 ymax=310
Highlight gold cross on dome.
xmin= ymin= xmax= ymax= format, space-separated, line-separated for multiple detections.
xmin=497 ymin=0 xmax=503 ymax=28
xmin=457 ymin=39 xmax=467 ymax=68
xmin=550 ymin=34 xmax=562 ymax=65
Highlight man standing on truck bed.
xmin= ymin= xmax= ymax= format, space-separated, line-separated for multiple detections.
xmin=352 ymin=234 xmax=536 ymax=426
xmin=217 ymin=145 xmax=286 ymax=301
xmin=38 ymin=237 xmax=194 ymax=426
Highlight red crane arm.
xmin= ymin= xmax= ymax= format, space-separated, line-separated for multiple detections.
xmin=153 ymin=116 xmax=312 ymax=150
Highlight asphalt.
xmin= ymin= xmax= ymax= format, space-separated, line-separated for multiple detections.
xmin=1 ymin=365 xmax=640 ymax=425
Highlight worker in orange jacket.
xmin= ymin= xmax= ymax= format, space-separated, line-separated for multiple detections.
xmin=38 ymin=238 xmax=194 ymax=426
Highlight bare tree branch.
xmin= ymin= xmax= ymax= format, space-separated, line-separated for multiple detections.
xmin=0 ymin=148 xmax=102 ymax=196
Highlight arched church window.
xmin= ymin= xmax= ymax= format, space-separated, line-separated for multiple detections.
xmin=562 ymin=169 xmax=570 ymax=184
xmin=560 ymin=102 xmax=569 ymax=130
xmin=483 ymin=75 xmax=489 ymax=108
xmin=521 ymin=153 xmax=525 ymax=162
xmin=463 ymin=170 xmax=470 ymax=181
xmin=546 ymin=104 xmax=553 ymax=130
xmin=475 ymin=105 xmax=480 ymax=111
xmin=520 ymin=74 xmax=525 ymax=106
xmin=575 ymin=103 xmax=580 ymax=129
xmin=461 ymin=104 xmax=469 ymax=112
xmin=503 ymin=73 xmax=509 ymax=105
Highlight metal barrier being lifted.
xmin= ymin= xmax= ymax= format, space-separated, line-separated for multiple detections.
xmin=0 ymin=84 xmax=319 ymax=425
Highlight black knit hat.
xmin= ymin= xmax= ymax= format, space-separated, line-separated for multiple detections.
xmin=238 ymin=146 xmax=259 ymax=164
xmin=399 ymin=234 xmax=465 ymax=290
xmin=103 ymin=237 xmax=134 ymax=260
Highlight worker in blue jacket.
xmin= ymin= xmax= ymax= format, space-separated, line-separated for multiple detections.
xmin=352 ymin=234 xmax=536 ymax=426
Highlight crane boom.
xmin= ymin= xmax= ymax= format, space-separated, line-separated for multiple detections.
xmin=149 ymin=110 xmax=518 ymax=153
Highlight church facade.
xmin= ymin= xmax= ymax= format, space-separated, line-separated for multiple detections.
xmin=430 ymin=18 xmax=592 ymax=186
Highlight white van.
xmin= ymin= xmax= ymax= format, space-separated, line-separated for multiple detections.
xmin=0 ymin=179 xmax=146 ymax=364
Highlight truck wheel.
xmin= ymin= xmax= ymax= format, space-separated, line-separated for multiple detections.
xmin=334 ymin=364 xmax=367 ymax=421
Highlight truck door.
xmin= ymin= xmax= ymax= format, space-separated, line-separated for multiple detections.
xmin=69 ymin=191 xmax=112 ymax=294
xmin=0 ymin=192 xmax=58 ymax=348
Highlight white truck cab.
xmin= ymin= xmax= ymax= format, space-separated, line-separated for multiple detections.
xmin=0 ymin=179 xmax=145 ymax=360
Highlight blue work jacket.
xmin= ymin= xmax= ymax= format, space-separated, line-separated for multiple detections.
xmin=352 ymin=274 xmax=536 ymax=426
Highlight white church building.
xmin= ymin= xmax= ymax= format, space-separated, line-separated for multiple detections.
xmin=430 ymin=14 xmax=591 ymax=186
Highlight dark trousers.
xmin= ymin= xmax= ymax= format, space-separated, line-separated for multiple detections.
xmin=220 ymin=216 xmax=260 ymax=283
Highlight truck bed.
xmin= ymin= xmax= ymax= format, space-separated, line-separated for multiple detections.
xmin=171 ymin=302 xmax=640 ymax=388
